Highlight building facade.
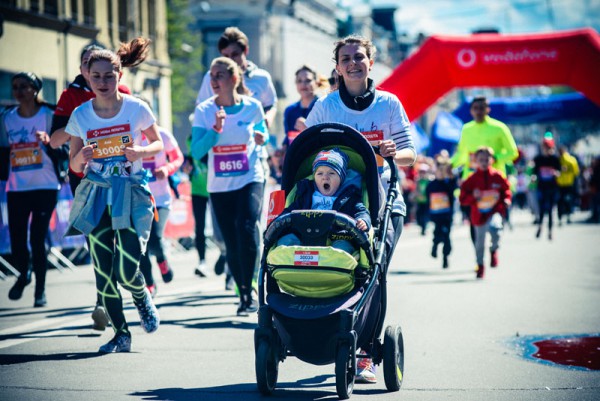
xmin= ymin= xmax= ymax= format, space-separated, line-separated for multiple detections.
xmin=189 ymin=0 xmax=393 ymax=144
xmin=0 ymin=0 xmax=172 ymax=129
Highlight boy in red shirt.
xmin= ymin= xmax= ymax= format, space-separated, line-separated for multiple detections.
xmin=459 ymin=147 xmax=511 ymax=279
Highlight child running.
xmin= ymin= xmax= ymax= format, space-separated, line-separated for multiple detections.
xmin=459 ymin=147 xmax=511 ymax=279
xmin=65 ymin=38 xmax=162 ymax=352
xmin=277 ymin=148 xmax=371 ymax=254
xmin=426 ymin=156 xmax=457 ymax=269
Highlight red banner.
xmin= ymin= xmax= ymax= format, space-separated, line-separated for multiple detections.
xmin=163 ymin=181 xmax=195 ymax=239
xmin=378 ymin=28 xmax=600 ymax=120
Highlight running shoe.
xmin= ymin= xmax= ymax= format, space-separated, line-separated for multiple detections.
xmin=135 ymin=289 xmax=160 ymax=333
xmin=236 ymin=302 xmax=248 ymax=316
xmin=225 ymin=274 xmax=235 ymax=291
xmin=194 ymin=262 xmax=207 ymax=278
xmin=356 ymin=355 xmax=377 ymax=383
xmin=33 ymin=292 xmax=47 ymax=308
xmin=98 ymin=333 xmax=131 ymax=353
xmin=214 ymin=254 xmax=226 ymax=276
xmin=490 ymin=251 xmax=498 ymax=268
xmin=92 ymin=304 xmax=109 ymax=331
xmin=8 ymin=277 xmax=31 ymax=301
xmin=246 ymin=295 xmax=258 ymax=314
xmin=158 ymin=260 xmax=173 ymax=283
xmin=431 ymin=243 xmax=438 ymax=259
xmin=476 ymin=264 xmax=485 ymax=279
xmin=442 ymin=255 xmax=449 ymax=269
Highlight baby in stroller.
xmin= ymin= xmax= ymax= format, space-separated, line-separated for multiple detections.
xmin=276 ymin=148 xmax=371 ymax=256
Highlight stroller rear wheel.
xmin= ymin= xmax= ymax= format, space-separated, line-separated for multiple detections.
xmin=383 ymin=325 xmax=404 ymax=391
xmin=255 ymin=339 xmax=279 ymax=395
xmin=335 ymin=343 xmax=355 ymax=399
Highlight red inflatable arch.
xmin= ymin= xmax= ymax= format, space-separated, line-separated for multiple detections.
xmin=378 ymin=28 xmax=600 ymax=121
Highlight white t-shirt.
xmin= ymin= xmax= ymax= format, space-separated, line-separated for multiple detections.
xmin=192 ymin=96 xmax=265 ymax=193
xmin=4 ymin=105 xmax=60 ymax=192
xmin=305 ymin=90 xmax=412 ymax=152
xmin=141 ymin=128 xmax=179 ymax=209
xmin=65 ymin=95 xmax=156 ymax=178
xmin=305 ymin=90 xmax=413 ymax=215
xmin=195 ymin=61 xmax=277 ymax=109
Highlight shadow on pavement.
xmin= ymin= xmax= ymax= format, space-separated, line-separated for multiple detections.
xmin=131 ymin=375 xmax=387 ymax=400
xmin=0 ymin=324 xmax=96 ymax=342
xmin=161 ymin=316 xmax=257 ymax=331
xmin=0 ymin=351 xmax=103 ymax=365
xmin=0 ymin=305 xmax=95 ymax=319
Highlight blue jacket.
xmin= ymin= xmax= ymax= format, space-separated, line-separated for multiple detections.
xmin=282 ymin=169 xmax=371 ymax=230
xmin=67 ymin=170 xmax=154 ymax=252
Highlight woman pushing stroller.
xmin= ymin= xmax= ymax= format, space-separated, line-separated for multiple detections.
xmin=304 ymin=34 xmax=415 ymax=384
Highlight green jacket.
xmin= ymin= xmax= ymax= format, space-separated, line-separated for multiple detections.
xmin=451 ymin=116 xmax=518 ymax=180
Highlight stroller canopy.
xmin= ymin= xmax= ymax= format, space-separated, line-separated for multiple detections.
xmin=281 ymin=123 xmax=383 ymax=225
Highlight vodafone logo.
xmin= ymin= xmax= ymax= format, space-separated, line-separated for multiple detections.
xmin=269 ymin=198 xmax=275 ymax=213
xmin=457 ymin=48 xmax=477 ymax=68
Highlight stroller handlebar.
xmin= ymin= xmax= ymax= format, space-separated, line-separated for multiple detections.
xmin=263 ymin=210 xmax=372 ymax=254
xmin=372 ymin=145 xmax=399 ymax=186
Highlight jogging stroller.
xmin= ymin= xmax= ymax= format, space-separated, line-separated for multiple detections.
xmin=254 ymin=123 xmax=405 ymax=399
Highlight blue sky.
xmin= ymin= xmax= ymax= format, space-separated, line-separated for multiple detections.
xmin=340 ymin=0 xmax=600 ymax=36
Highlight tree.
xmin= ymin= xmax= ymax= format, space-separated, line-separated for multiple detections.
xmin=167 ymin=0 xmax=204 ymax=145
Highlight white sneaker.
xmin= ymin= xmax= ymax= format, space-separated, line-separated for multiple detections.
xmin=91 ymin=305 xmax=109 ymax=331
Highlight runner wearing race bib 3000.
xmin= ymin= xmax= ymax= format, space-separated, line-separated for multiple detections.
xmin=191 ymin=57 xmax=268 ymax=317
xmin=65 ymin=38 xmax=163 ymax=354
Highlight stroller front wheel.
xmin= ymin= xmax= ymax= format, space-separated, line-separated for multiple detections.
xmin=335 ymin=343 xmax=355 ymax=400
xmin=383 ymin=325 xmax=404 ymax=392
xmin=255 ymin=340 xmax=279 ymax=395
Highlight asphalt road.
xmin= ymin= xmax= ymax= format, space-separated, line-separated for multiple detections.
xmin=1 ymin=210 xmax=599 ymax=401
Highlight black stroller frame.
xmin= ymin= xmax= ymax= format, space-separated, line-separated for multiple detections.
xmin=254 ymin=123 xmax=405 ymax=399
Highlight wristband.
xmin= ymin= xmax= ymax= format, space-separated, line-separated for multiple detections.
xmin=212 ymin=125 xmax=223 ymax=134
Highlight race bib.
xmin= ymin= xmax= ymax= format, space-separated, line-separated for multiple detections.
xmin=143 ymin=157 xmax=157 ymax=182
xmin=87 ymin=124 xmax=132 ymax=162
xmin=287 ymin=130 xmax=301 ymax=144
xmin=430 ymin=192 xmax=451 ymax=213
xmin=361 ymin=130 xmax=385 ymax=173
xmin=294 ymin=250 xmax=319 ymax=266
xmin=213 ymin=144 xmax=249 ymax=177
xmin=539 ymin=166 xmax=555 ymax=181
xmin=10 ymin=142 xmax=43 ymax=171
xmin=477 ymin=189 xmax=500 ymax=213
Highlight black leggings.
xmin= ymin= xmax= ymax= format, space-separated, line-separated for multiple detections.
xmin=432 ymin=217 xmax=453 ymax=256
xmin=192 ymin=194 xmax=209 ymax=262
xmin=139 ymin=207 xmax=170 ymax=287
xmin=210 ymin=182 xmax=264 ymax=300
xmin=89 ymin=208 xmax=147 ymax=335
xmin=538 ymin=188 xmax=558 ymax=231
xmin=7 ymin=189 xmax=58 ymax=295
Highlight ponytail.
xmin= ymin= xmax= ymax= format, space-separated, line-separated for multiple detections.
xmin=118 ymin=37 xmax=151 ymax=69
xmin=88 ymin=37 xmax=151 ymax=71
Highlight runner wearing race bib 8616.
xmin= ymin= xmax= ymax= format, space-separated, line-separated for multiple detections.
xmin=191 ymin=57 xmax=268 ymax=316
